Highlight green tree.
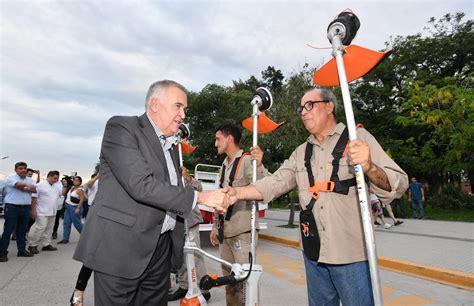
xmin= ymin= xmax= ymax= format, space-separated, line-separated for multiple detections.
xmin=347 ymin=12 xmax=473 ymax=191
xmin=397 ymin=71 xmax=474 ymax=189
xmin=185 ymin=84 xmax=253 ymax=169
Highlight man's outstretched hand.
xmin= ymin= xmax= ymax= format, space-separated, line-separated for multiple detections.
xmin=198 ymin=189 xmax=231 ymax=214
xmin=222 ymin=186 xmax=238 ymax=205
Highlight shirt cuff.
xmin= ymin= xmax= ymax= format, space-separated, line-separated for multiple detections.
xmin=371 ymin=167 xmax=405 ymax=205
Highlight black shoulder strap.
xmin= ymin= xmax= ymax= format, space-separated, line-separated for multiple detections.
xmin=228 ymin=155 xmax=244 ymax=187
xmin=330 ymin=127 xmax=356 ymax=194
xmin=220 ymin=154 xmax=246 ymax=221
xmin=304 ymin=143 xmax=315 ymax=187
xmin=219 ymin=165 xmax=226 ymax=188
xmin=304 ymin=143 xmax=317 ymax=210
xmin=303 ymin=127 xmax=356 ymax=209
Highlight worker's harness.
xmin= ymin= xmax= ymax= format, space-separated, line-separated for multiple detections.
xmin=300 ymin=127 xmax=356 ymax=261
xmin=217 ymin=153 xmax=249 ymax=243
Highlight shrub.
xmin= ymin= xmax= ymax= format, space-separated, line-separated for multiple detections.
xmin=429 ymin=184 xmax=474 ymax=210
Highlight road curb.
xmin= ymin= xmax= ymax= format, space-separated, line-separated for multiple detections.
xmin=259 ymin=233 xmax=474 ymax=290
xmin=259 ymin=233 xmax=300 ymax=248
xmin=378 ymin=256 xmax=474 ymax=290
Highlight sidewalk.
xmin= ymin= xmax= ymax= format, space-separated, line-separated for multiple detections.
xmin=260 ymin=209 xmax=474 ymax=289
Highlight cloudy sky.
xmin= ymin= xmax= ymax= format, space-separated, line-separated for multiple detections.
xmin=0 ymin=0 xmax=472 ymax=179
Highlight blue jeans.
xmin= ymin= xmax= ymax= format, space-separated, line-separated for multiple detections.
xmin=0 ymin=204 xmax=31 ymax=255
xmin=63 ymin=204 xmax=83 ymax=241
xmin=411 ymin=199 xmax=424 ymax=218
xmin=303 ymin=253 xmax=374 ymax=306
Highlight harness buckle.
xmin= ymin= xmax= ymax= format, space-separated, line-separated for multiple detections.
xmin=301 ymin=222 xmax=311 ymax=237
xmin=308 ymin=180 xmax=335 ymax=193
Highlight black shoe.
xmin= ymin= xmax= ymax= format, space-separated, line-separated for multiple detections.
xmin=168 ymin=287 xmax=188 ymax=301
xmin=52 ymin=232 xmax=57 ymax=239
xmin=202 ymin=292 xmax=211 ymax=301
xmin=374 ymin=221 xmax=381 ymax=226
xmin=11 ymin=234 xmax=16 ymax=240
xmin=17 ymin=250 xmax=34 ymax=257
xmin=28 ymin=246 xmax=39 ymax=254
xmin=394 ymin=220 xmax=404 ymax=226
xmin=0 ymin=254 xmax=8 ymax=262
xmin=57 ymin=240 xmax=69 ymax=244
xmin=42 ymin=245 xmax=58 ymax=251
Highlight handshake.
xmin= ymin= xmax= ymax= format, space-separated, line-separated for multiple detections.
xmin=197 ymin=187 xmax=237 ymax=214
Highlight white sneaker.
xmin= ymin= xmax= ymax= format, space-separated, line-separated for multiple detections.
xmin=384 ymin=223 xmax=392 ymax=229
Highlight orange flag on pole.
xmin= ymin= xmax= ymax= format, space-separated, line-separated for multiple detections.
xmin=180 ymin=139 xmax=197 ymax=154
xmin=242 ymin=112 xmax=285 ymax=134
xmin=313 ymin=44 xmax=391 ymax=86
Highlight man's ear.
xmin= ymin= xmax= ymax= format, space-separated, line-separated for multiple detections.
xmin=149 ymin=97 xmax=160 ymax=112
xmin=327 ymin=101 xmax=336 ymax=115
xmin=227 ymin=134 xmax=235 ymax=145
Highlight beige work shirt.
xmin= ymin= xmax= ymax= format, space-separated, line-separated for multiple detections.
xmin=253 ymin=123 xmax=408 ymax=264
xmin=213 ymin=149 xmax=270 ymax=238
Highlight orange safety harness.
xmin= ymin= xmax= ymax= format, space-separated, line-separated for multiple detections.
xmin=300 ymin=127 xmax=356 ymax=261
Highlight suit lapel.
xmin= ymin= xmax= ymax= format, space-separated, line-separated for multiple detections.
xmin=137 ymin=114 xmax=169 ymax=178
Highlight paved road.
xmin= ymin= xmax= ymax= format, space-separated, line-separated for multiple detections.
xmin=262 ymin=209 xmax=474 ymax=274
xmin=0 ymin=211 xmax=473 ymax=305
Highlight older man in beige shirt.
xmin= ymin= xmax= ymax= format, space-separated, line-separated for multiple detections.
xmin=225 ymin=88 xmax=408 ymax=306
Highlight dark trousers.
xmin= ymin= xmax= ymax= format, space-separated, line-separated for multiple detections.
xmin=53 ymin=209 xmax=64 ymax=234
xmin=391 ymin=198 xmax=406 ymax=218
xmin=0 ymin=204 xmax=31 ymax=255
xmin=12 ymin=217 xmax=34 ymax=240
xmin=94 ymin=231 xmax=171 ymax=306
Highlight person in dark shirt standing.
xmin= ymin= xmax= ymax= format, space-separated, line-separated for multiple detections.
xmin=409 ymin=177 xmax=425 ymax=219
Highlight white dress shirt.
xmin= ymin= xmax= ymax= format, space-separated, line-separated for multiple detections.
xmin=32 ymin=181 xmax=62 ymax=216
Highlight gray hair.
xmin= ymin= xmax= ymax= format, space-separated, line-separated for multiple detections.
xmin=304 ymin=88 xmax=338 ymax=115
xmin=145 ymin=80 xmax=188 ymax=110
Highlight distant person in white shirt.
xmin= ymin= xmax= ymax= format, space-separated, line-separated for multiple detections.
xmin=86 ymin=172 xmax=99 ymax=206
xmin=27 ymin=171 xmax=62 ymax=254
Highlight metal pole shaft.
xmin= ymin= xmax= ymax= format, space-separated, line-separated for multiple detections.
xmin=178 ymin=141 xmax=195 ymax=291
xmin=330 ymin=34 xmax=383 ymax=306
xmin=185 ymin=246 xmax=234 ymax=269
xmin=250 ymin=102 xmax=259 ymax=261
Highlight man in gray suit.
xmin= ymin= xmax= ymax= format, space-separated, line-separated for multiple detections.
xmin=73 ymin=80 xmax=229 ymax=305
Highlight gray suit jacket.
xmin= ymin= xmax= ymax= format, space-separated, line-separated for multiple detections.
xmin=73 ymin=114 xmax=195 ymax=279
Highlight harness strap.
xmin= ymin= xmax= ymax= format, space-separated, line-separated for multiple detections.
xmin=304 ymin=127 xmax=356 ymax=203
xmin=330 ymin=128 xmax=356 ymax=195
xmin=217 ymin=153 xmax=250 ymax=242
xmin=304 ymin=142 xmax=320 ymax=203
xmin=222 ymin=153 xmax=249 ymax=220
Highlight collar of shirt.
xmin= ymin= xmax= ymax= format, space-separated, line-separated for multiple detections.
xmin=307 ymin=122 xmax=346 ymax=146
xmin=223 ymin=149 xmax=244 ymax=168
xmin=146 ymin=113 xmax=178 ymax=151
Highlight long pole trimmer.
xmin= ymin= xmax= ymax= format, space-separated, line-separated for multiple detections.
xmin=322 ymin=11 xmax=383 ymax=305
xmin=184 ymin=87 xmax=273 ymax=306
xmin=176 ymin=124 xmax=208 ymax=306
